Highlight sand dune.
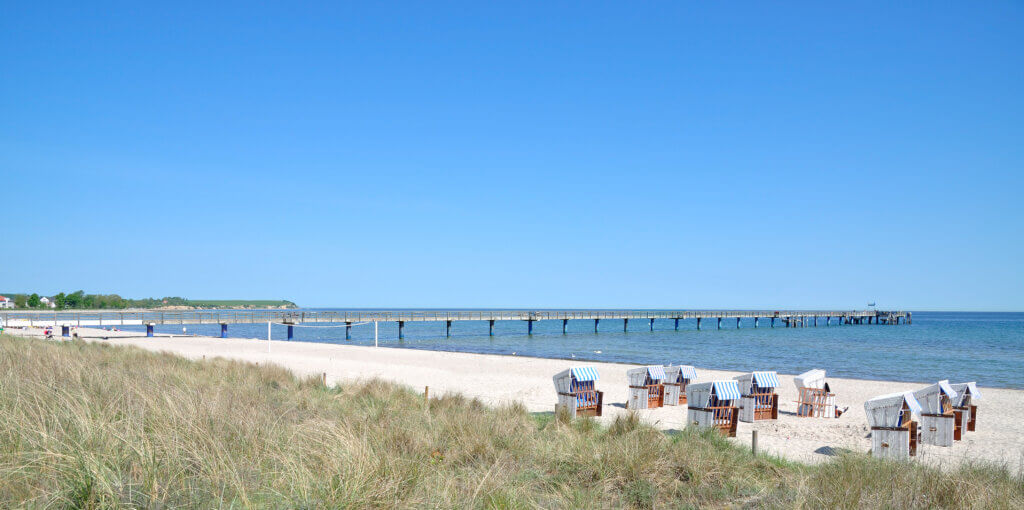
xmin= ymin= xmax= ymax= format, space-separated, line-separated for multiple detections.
xmin=10 ymin=327 xmax=1023 ymax=472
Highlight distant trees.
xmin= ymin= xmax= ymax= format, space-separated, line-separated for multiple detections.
xmin=3 ymin=292 xmax=294 ymax=310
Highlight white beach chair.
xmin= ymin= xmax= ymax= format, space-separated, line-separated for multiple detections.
xmin=912 ymin=381 xmax=958 ymax=447
xmin=794 ymin=369 xmax=837 ymax=418
xmin=949 ymin=382 xmax=981 ymax=436
xmin=626 ymin=366 xmax=666 ymax=409
xmin=662 ymin=365 xmax=697 ymax=406
xmin=865 ymin=391 xmax=923 ymax=459
xmin=685 ymin=380 xmax=740 ymax=437
xmin=734 ymin=371 xmax=779 ymax=422
xmin=552 ymin=367 xmax=603 ymax=419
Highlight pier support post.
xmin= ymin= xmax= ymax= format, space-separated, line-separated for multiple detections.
xmin=528 ymin=319 xmax=534 ymax=335
xmin=770 ymin=317 xmax=775 ymax=328
xmin=594 ymin=319 xmax=600 ymax=332
xmin=674 ymin=318 xmax=679 ymax=330
xmin=345 ymin=322 xmax=351 ymax=340
xmin=650 ymin=318 xmax=655 ymax=331
xmin=146 ymin=324 xmax=154 ymax=337
xmin=623 ymin=318 xmax=629 ymax=332
xmin=907 ymin=313 xmax=912 ymax=325
xmin=398 ymin=321 xmax=405 ymax=339
xmin=754 ymin=317 xmax=759 ymax=328
xmin=446 ymin=320 xmax=452 ymax=337
xmin=814 ymin=316 xmax=817 ymax=327
xmin=220 ymin=323 xmax=228 ymax=338
xmin=736 ymin=317 xmax=741 ymax=328
xmin=826 ymin=317 xmax=831 ymax=326
xmin=287 ymin=325 xmax=294 ymax=341
xmin=717 ymin=317 xmax=722 ymax=330
xmin=61 ymin=325 xmax=70 ymax=337
xmin=697 ymin=318 xmax=702 ymax=330
xmin=562 ymin=319 xmax=568 ymax=334
xmin=489 ymin=320 xmax=495 ymax=336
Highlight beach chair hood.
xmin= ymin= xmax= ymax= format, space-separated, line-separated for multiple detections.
xmin=794 ymin=369 xmax=827 ymax=390
xmin=735 ymin=371 xmax=778 ymax=394
xmin=864 ymin=391 xmax=923 ymax=427
xmin=570 ymin=366 xmax=600 ymax=382
xmin=685 ymin=380 xmax=740 ymax=406
xmin=628 ymin=365 xmax=666 ymax=385
xmin=663 ymin=365 xmax=697 ymax=382
xmin=912 ymin=380 xmax=958 ymax=414
xmin=553 ymin=366 xmax=599 ymax=392
xmin=949 ymin=382 xmax=981 ymax=405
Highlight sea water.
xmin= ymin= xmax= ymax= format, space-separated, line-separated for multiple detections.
xmin=127 ymin=311 xmax=1024 ymax=389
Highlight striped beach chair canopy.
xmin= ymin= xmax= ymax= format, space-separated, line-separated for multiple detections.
xmin=676 ymin=365 xmax=697 ymax=380
xmin=752 ymin=371 xmax=779 ymax=388
xmin=570 ymin=366 xmax=600 ymax=382
xmin=712 ymin=380 xmax=741 ymax=400
xmin=646 ymin=365 xmax=666 ymax=381
xmin=865 ymin=391 xmax=923 ymax=428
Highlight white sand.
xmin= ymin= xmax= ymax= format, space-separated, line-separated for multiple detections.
xmin=9 ymin=327 xmax=1024 ymax=472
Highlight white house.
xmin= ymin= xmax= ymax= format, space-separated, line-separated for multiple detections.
xmin=39 ymin=296 xmax=56 ymax=308
xmin=0 ymin=295 xmax=13 ymax=309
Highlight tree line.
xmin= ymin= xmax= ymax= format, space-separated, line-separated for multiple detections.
xmin=7 ymin=292 xmax=195 ymax=310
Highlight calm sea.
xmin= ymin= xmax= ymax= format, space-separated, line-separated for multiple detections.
xmin=126 ymin=311 xmax=1024 ymax=389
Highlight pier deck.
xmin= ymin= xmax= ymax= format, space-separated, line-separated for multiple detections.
xmin=0 ymin=309 xmax=909 ymax=329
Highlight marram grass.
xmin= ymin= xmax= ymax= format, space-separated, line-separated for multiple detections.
xmin=0 ymin=334 xmax=1021 ymax=508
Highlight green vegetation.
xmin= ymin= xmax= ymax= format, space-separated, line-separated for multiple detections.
xmin=0 ymin=334 xmax=1020 ymax=508
xmin=0 ymin=291 xmax=296 ymax=309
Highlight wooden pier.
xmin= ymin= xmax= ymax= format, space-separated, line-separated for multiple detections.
xmin=0 ymin=309 xmax=910 ymax=337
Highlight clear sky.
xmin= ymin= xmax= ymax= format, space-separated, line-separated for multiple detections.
xmin=2 ymin=3 xmax=1022 ymax=310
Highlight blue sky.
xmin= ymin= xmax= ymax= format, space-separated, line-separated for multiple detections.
xmin=2 ymin=2 xmax=1022 ymax=310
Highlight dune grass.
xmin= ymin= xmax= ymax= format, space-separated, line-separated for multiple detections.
xmin=0 ymin=334 xmax=1021 ymax=508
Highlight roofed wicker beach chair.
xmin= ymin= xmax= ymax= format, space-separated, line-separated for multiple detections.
xmin=912 ymin=380 xmax=959 ymax=447
xmin=552 ymin=367 xmax=603 ymax=419
xmin=794 ymin=369 xmax=838 ymax=418
xmin=662 ymin=365 xmax=697 ymax=406
xmin=626 ymin=366 xmax=666 ymax=409
xmin=865 ymin=391 xmax=923 ymax=459
xmin=685 ymin=380 xmax=741 ymax=437
xmin=734 ymin=371 xmax=779 ymax=422
xmin=949 ymin=382 xmax=981 ymax=436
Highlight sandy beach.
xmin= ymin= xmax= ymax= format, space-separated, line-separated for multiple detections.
xmin=9 ymin=327 xmax=1023 ymax=473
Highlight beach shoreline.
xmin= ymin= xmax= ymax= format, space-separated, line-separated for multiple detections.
xmin=7 ymin=326 xmax=1023 ymax=473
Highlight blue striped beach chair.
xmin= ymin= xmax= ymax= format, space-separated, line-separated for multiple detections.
xmin=685 ymin=380 xmax=740 ymax=437
xmin=553 ymin=367 xmax=603 ymax=418
xmin=734 ymin=371 xmax=779 ymax=422
xmin=663 ymin=365 xmax=697 ymax=406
